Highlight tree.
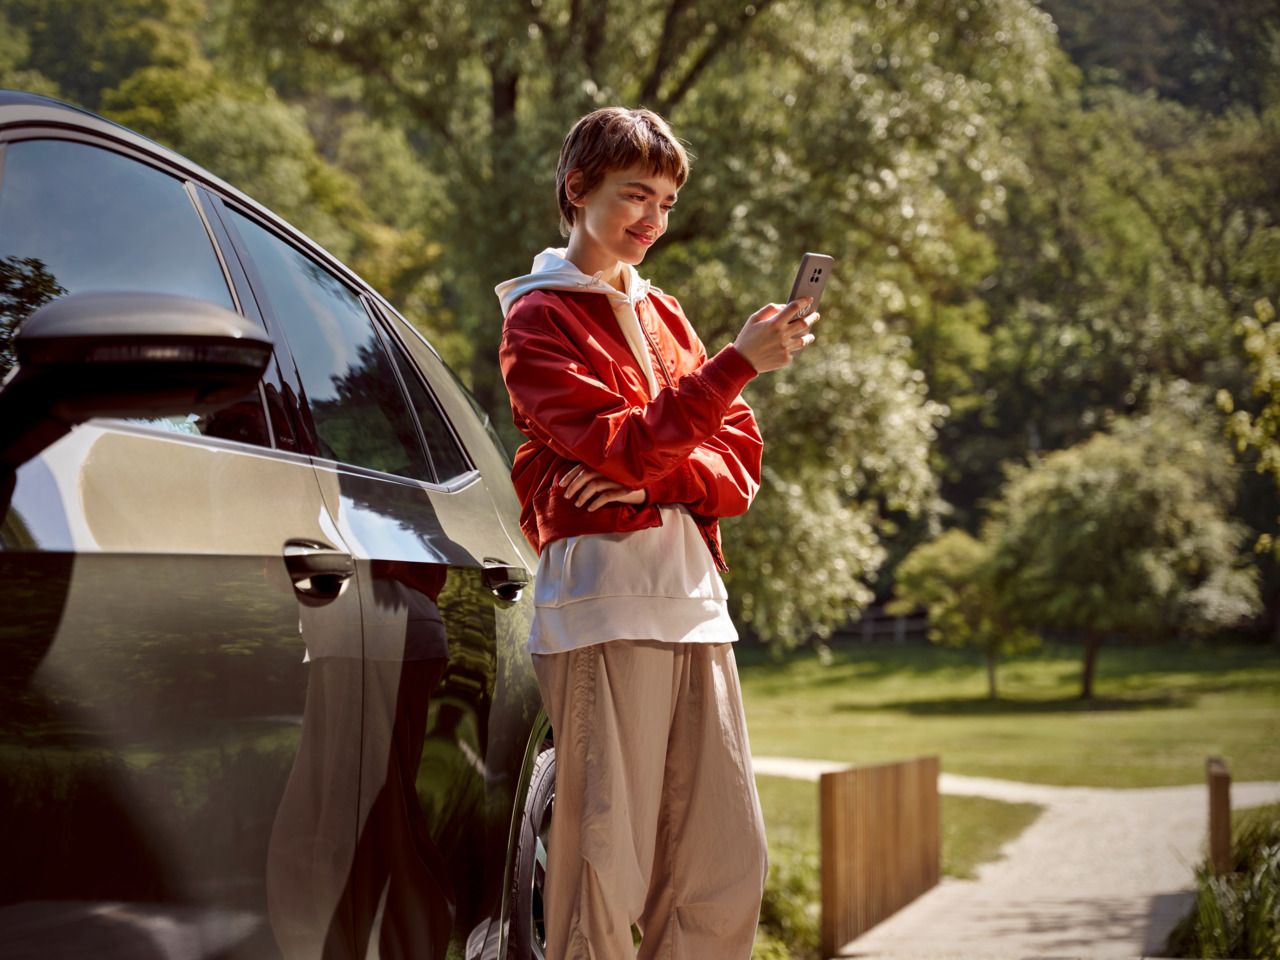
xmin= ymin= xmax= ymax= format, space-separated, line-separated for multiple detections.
xmin=221 ymin=0 xmax=1080 ymax=646
xmin=0 ymin=0 xmax=203 ymax=110
xmin=889 ymin=528 xmax=1039 ymax=699
xmin=1038 ymin=0 xmax=1280 ymax=114
xmin=985 ymin=390 xmax=1259 ymax=698
xmin=1219 ymin=299 xmax=1280 ymax=644
xmin=1221 ymin=300 xmax=1280 ymax=542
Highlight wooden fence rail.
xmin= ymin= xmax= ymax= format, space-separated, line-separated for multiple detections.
xmin=819 ymin=756 xmax=940 ymax=957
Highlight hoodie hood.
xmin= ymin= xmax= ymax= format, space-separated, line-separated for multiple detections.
xmin=496 ymin=247 xmax=660 ymax=397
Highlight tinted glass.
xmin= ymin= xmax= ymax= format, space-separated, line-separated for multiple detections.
xmin=0 ymin=139 xmax=267 ymax=446
xmin=389 ymin=340 xmax=472 ymax=482
xmin=229 ymin=210 xmax=432 ymax=481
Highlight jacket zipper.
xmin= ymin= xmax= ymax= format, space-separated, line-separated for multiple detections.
xmin=638 ymin=304 xmax=675 ymax=390
xmin=639 ymin=302 xmax=727 ymax=570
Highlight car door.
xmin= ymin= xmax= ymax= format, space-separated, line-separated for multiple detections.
xmin=0 ymin=134 xmax=363 ymax=958
xmin=216 ymin=200 xmax=537 ymax=960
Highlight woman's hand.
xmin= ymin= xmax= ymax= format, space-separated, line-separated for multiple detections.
xmin=559 ymin=465 xmax=648 ymax=512
xmin=733 ymin=298 xmax=819 ymax=373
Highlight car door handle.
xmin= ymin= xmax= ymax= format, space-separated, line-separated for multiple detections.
xmin=482 ymin=559 xmax=530 ymax=603
xmin=284 ymin=540 xmax=355 ymax=599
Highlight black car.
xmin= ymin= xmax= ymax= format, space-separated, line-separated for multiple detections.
xmin=0 ymin=90 xmax=555 ymax=960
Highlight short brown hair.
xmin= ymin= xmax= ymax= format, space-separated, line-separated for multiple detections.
xmin=555 ymin=107 xmax=691 ymax=236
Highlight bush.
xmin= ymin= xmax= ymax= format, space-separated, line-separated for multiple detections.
xmin=1165 ymin=803 xmax=1280 ymax=958
xmin=754 ymin=841 xmax=821 ymax=960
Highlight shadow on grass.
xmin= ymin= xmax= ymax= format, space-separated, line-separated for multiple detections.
xmin=827 ymin=690 xmax=1194 ymax=716
xmin=736 ymin=643 xmax=999 ymax=686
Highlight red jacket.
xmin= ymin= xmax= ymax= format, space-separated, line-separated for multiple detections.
xmin=498 ymin=287 xmax=762 ymax=571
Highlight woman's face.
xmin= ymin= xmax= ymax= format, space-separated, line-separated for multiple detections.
xmin=566 ymin=164 xmax=679 ymax=276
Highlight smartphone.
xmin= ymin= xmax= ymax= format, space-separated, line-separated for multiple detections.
xmin=787 ymin=252 xmax=834 ymax=318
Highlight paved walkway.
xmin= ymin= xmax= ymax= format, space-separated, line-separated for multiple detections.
xmin=752 ymin=756 xmax=1280 ymax=960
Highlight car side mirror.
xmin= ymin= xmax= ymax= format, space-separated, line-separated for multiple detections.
xmin=0 ymin=291 xmax=273 ymax=469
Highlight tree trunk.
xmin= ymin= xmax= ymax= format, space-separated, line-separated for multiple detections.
xmin=986 ymin=651 xmax=998 ymax=700
xmin=469 ymin=61 xmax=522 ymax=421
xmin=1080 ymin=630 xmax=1103 ymax=700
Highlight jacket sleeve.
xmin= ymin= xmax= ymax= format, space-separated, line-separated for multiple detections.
xmin=499 ymin=302 xmax=758 ymax=490
xmin=643 ymin=395 xmax=762 ymax=518
xmin=642 ymin=323 xmax=762 ymax=518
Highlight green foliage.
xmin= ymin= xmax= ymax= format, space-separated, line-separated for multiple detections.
xmin=1040 ymin=0 xmax=1280 ymax=113
xmin=727 ymin=333 xmax=944 ymax=648
xmin=1 ymin=0 xmax=205 ymax=109
xmin=1165 ymin=803 xmax=1280 ymax=959
xmin=4 ymin=0 xmax=1278 ymax=644
xmin=222 ymin=0 xmax=1050 ymax=646
xmin=890 ymin=528 xmax=1039 ymax=697
xmin=1221 ymin=300 xmax=1280 ymax=556
xmin=755 ymin=840 xmax=821 ymax=960
xmin=985 ymin=392 xmax=1260 ymax=695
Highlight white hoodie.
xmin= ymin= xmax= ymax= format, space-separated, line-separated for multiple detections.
xmin=495 ymin=247 xmax=660 ymax=397
xmin=495 ymin=248 xmax=736 ymax=655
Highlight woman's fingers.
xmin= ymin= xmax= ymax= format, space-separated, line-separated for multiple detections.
xmin=559 ymin=463 xmax=585 ymax=491
xmin=576 ymin=476 xmax=621 ymax=507
xmin=562 ymin=465 xmax=602 ymax=499
xmin=583 ymin=484 xmax=623 ymax=511
xmin=584 ymin=485 xmax=646 ymax=511
xmin=559 ymin=465 xmax=645 ymax=510
xmin=562 ymin=466 xmax=635 ymax=508
xmin=749 ymin=302 xmax=785 ymax=325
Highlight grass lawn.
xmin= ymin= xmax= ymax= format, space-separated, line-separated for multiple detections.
xmin=739 ymin=639 xmax=1280 ymax=787
xmin=756 ymin=774 xmax=1044 ymax=881
xmin=752 ymin=775 xmax=1044 ymax=959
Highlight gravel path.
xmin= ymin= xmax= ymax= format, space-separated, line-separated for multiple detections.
xmin=751 ymin=756 xmax=1280 ymax=960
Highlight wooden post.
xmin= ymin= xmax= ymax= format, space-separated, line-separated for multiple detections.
xmin=1206 ymin=756 xmax=1231 ymax=876
xmin=820 ymin=757 xmax=940 ymax=957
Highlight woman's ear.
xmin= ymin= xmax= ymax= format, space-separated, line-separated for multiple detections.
xmin=565 ymin=169 xmax=586 ymax=207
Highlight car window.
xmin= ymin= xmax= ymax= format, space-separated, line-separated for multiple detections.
xmin=394 ymin=312 xmax=515 ymax=467
xmin=0 ymin=138 xmax=269 ymax=447
xmin=387 ymin=337 xmax=472 ymax=483
xmin=227 ymin=209 xmax=433 ymax=482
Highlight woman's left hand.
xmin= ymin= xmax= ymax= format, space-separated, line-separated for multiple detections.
xmin=559 ymin=464 xmax=647 ymax=512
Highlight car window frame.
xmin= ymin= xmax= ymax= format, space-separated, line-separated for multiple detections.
xmin=213 ymin=194 xmax=467 ymax=490
xmin=366 ymin=298 xmax=478 ymax=490
xmin=0 ymin=128 xmax=286 ymax=453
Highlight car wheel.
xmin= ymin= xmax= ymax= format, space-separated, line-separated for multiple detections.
xmin=508 ymin=744 xmax=554 ymax=960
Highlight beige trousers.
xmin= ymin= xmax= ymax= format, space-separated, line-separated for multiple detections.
xmin=532 ymin=640 xmax=768 ymax=960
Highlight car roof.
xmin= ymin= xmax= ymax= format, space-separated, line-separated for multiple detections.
xmin=0 ymin=88 xmax=421 ymax=346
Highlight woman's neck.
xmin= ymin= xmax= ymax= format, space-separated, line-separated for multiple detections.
xmin=564 ymin=239 xmax=626 ymax=291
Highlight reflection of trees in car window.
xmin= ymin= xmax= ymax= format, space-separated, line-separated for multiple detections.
xmin=229 ymin=210 xmax=433 ymax=481
xmin=0 ymin=140 xmax=234 ymax=310
xmin=309 ymin=340 xmax=431 ymax=480
xmin=0 ymin=255 xmax=65 ymax=377
xmin=387 ymin=342 xmax=471 ymax=483
xmin=0 ymin=139 xmax=268 ymax=446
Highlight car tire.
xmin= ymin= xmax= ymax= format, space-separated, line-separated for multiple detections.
xmin=508 ymin=743 xmax=554 ymax=960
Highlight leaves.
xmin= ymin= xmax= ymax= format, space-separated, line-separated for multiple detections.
xmin=986 ymin=390 xmax=1260 ymax=641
